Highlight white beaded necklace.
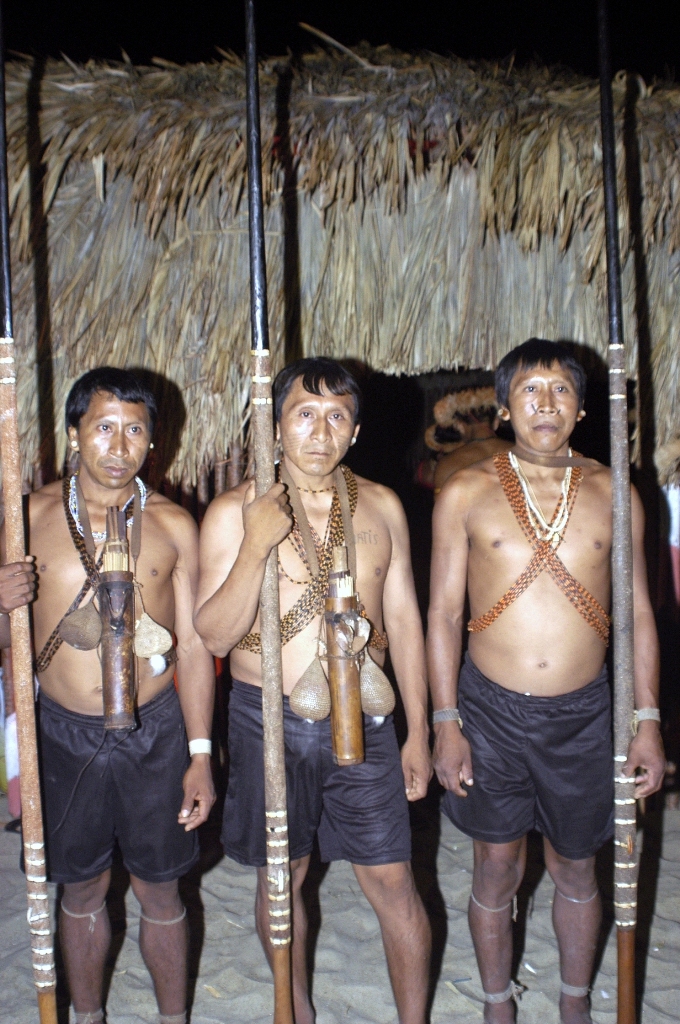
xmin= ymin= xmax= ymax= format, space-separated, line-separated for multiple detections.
xmin=508 ymin=452 xmax=571 ymax=547
xmin=68 ymin=474 xmax=147 ymax=544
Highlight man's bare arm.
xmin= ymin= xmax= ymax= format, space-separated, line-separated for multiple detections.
xmin=379 ymin=488 xmax=431 ymax=800
xmin=169 ymin=506 xmax=217 ymax=831
xmin=427 ymin=473 xmax=474 ymax=797
xmin=624 ymin=485 xmax=665 ymax=798
xmin=0 ymin=522 xmax=37 ymax=648
xmin=194 ymin=481 xmax=292 ymax=657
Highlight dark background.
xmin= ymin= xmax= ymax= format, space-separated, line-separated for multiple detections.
xmin=6 ymin=1 xmax=680 ymax=80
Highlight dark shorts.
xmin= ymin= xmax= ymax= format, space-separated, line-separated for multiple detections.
xmin=39 ymin=682 xmax=199 ymax=884
xmin=441 ymin=654 xmax=614 ymax=860
xmin=222 ymin=679 xmax=411 ymax=867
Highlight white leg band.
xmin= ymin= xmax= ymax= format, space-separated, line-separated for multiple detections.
xmin=140 ymin=907 xmax=187 ymax=926
xmin=484 ymin=981 xmax=523 ymax=1004
xmin=471 ymin=890 xmax=518 ymax=920
xmin=61 ymin=901 xmax=106 ymax=934
xmin=471 ymin=891 xmax=510 ymax=913
xmin=73 ymin=1010 xmax=104 ymax=1024
xmin=561 ymin=981 xmax=590 ymax=997
xmin=554 ymin=887 xmax=598 ymax=905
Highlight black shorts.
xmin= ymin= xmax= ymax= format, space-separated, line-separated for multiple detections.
xmin=222 ymin=679 xmax=411 ymax=867
xmin=39 ymin=682 xmax=199 ymax=884
xmin=441 ymin=654 xmax=614 ymax=860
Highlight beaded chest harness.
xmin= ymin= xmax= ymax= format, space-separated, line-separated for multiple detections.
xmin=467 ymin=452 xmax=610 ymax=644
xmin=237 ymin=465 xmax=387 ymax=654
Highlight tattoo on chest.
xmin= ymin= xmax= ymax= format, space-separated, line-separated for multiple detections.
xmin=355 ymin=529 xmax=378 ymax=545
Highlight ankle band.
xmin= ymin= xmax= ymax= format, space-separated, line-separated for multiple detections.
xmin=484 ymin=981 xmax=522 ymax=1004
xmin=561 ymin=981 xmax=590 ymax=997
xmin=555 ymin=887 xmax=598 ymax=905
xmin=140 ymin=907 xmax=187 ymax=926
xmin=61 ymin=901 xmax=106 ymax=934
xmin=73 ymin=1011 xmax=104 ymax=1024
xmin=156 ymin=1014 xmax=186 ymax=1024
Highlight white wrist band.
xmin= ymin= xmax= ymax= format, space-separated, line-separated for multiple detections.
xmin=633 ymin=708 xmax=660 ymax=733
xmin=188 ymin=739 xmax=212 ymax=756
xmin=432 ymin=707 xmax=463 ymax=727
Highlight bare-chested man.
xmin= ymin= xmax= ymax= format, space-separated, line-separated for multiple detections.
xmin=195 ymin=358 xmax=431 ymax=1024
xmin=427 ymin=339 xmax=665 ymax=1024
xmin=0 ymin=367 xmax=215 ymax=1024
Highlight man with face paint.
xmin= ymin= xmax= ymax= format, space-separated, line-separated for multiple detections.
xmin=195 ymin=357 xmax=431 ymax=1024
xmin=0 ymin=367 xmax=215 ymax=1024
xmin=428 ymin=339 xmax=665 ymax=1024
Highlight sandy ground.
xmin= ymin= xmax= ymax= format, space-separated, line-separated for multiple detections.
xmin=0 ymin=790 xmax=678 ymax=1024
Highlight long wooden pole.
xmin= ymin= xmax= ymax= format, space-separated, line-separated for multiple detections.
xmin=0 ymin=8 xmax=58 ymax=1022
xmin=244 ymin=4 xmax=294 ymax=1021
xmin=597 ymin=4 xmax=638 ymax=1023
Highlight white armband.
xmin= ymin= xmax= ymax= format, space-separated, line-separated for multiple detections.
xmin=188 ymin=738 xmax=212 ymax=756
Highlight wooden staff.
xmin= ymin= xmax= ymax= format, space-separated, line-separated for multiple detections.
xmin=0 ymin=7 xmax=58 ymax=1021
xmin=597 ymin=4 xmax=638 ymax=1022
xmin=244 ymin=3 xmax=294 ymax=1021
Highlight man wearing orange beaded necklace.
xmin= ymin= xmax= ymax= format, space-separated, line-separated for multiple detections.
xmin=195 ymin=357 xmax=431 ymax=1024
xmin=428 ymin=339 xmax=665 ymax=1024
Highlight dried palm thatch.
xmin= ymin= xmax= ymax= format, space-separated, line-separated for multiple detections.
xmin=6 ymin=47 xmax=680 ymax=482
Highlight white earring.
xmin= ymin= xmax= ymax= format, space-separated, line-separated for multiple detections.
xmin=70 ymin=440 xmax=78 ymax=450
xmin=149 ymin=442 xmax=154 ymax=450
xmin=350 ymin=437 xmax=356 ymax=446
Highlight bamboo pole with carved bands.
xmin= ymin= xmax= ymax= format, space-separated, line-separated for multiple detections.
xmin=597 ymin=4 xmax=638 ymax=1023
xmin=244 ymin=2 xmax=293 ymax=1021
xmin=0 ymin=5 xmax=57 ymax=1021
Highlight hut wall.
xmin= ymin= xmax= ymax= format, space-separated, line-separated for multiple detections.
xmin=6 ymin=57 xmax=680 ymax=483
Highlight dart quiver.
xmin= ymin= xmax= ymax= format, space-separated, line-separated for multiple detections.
xmin=325 ymin=545 xmax=371 ymax=766
xmin=98 ymin=507 xmax=136 ymax=731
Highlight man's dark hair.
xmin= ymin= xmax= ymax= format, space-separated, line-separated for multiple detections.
xmin=495 ymin=339 xmax=587 ymax=410
xmin=65 ymin=367 xmax=158 ymax=433
xmin=273 ymin=358 xmax=362 ymax=423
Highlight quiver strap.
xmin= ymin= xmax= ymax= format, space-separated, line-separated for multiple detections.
xmin=35 ymin=477 xmax=103 ymax=673
xmin=35 ymin=476 xmax=143 ymax=673
xmin=237 ymin=464 xmax=381 ymax=653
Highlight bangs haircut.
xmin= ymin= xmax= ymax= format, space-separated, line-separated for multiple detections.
xmin=65 ymin=367 xmax=157 ymax=433
xmin=495 ymin=339 xmax=587 ymax=410
xmin=273 ymin=358 xmax=362 ymax=423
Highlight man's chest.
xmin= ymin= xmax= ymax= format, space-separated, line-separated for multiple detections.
xmin=32 ymin=514 xmax=177 ymax=608
xmin=468 ymin=485 xmax=611 ymax=576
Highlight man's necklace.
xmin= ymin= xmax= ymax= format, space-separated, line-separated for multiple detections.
xmin=508 ymin=451 xmax=571 ymax=547
xmin=68 ymin=474 xmax=147 ymax=544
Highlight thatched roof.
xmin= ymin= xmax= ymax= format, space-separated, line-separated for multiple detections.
xmin=7 ymin=47 xmax=680 ymax=482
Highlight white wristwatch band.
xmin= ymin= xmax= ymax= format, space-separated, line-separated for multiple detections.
xmin=188 ymin=738 xmax=212 ymax=756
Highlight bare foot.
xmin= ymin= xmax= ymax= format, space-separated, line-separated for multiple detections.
xmin=559 ymin=993 xmax=592 ymax=1024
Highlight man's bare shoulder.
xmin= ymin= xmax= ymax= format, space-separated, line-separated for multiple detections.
xmin=28 ymin=479 xmax=63 ymax=513
xmin=144 ymin=490 xmax=198 ymax=542
xmin=580 ymin=460 xmax=611 ymax=490
xmin=201 ymin=481 xmax=248 ymax=533
xmin=437 ymin=456 xmax=499 ymax=508
xmin=353 ymin=472 xmax=403 ymax=520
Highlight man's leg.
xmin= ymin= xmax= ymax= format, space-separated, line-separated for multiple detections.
xmin=468 ymin=838 xmax=526 ymax=1024
xmin=129 ymin=875 xmax=188 ymax=1021
xmin=59 ymin=870 xmax=111 ymax=1020
xmin=256 ymin=856 xmax=313 ymax=1024
xmin=543 ymin=839 xmax=600 ymax=1024
xmin=352 ymin=861 xmax=431 ymax=1024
